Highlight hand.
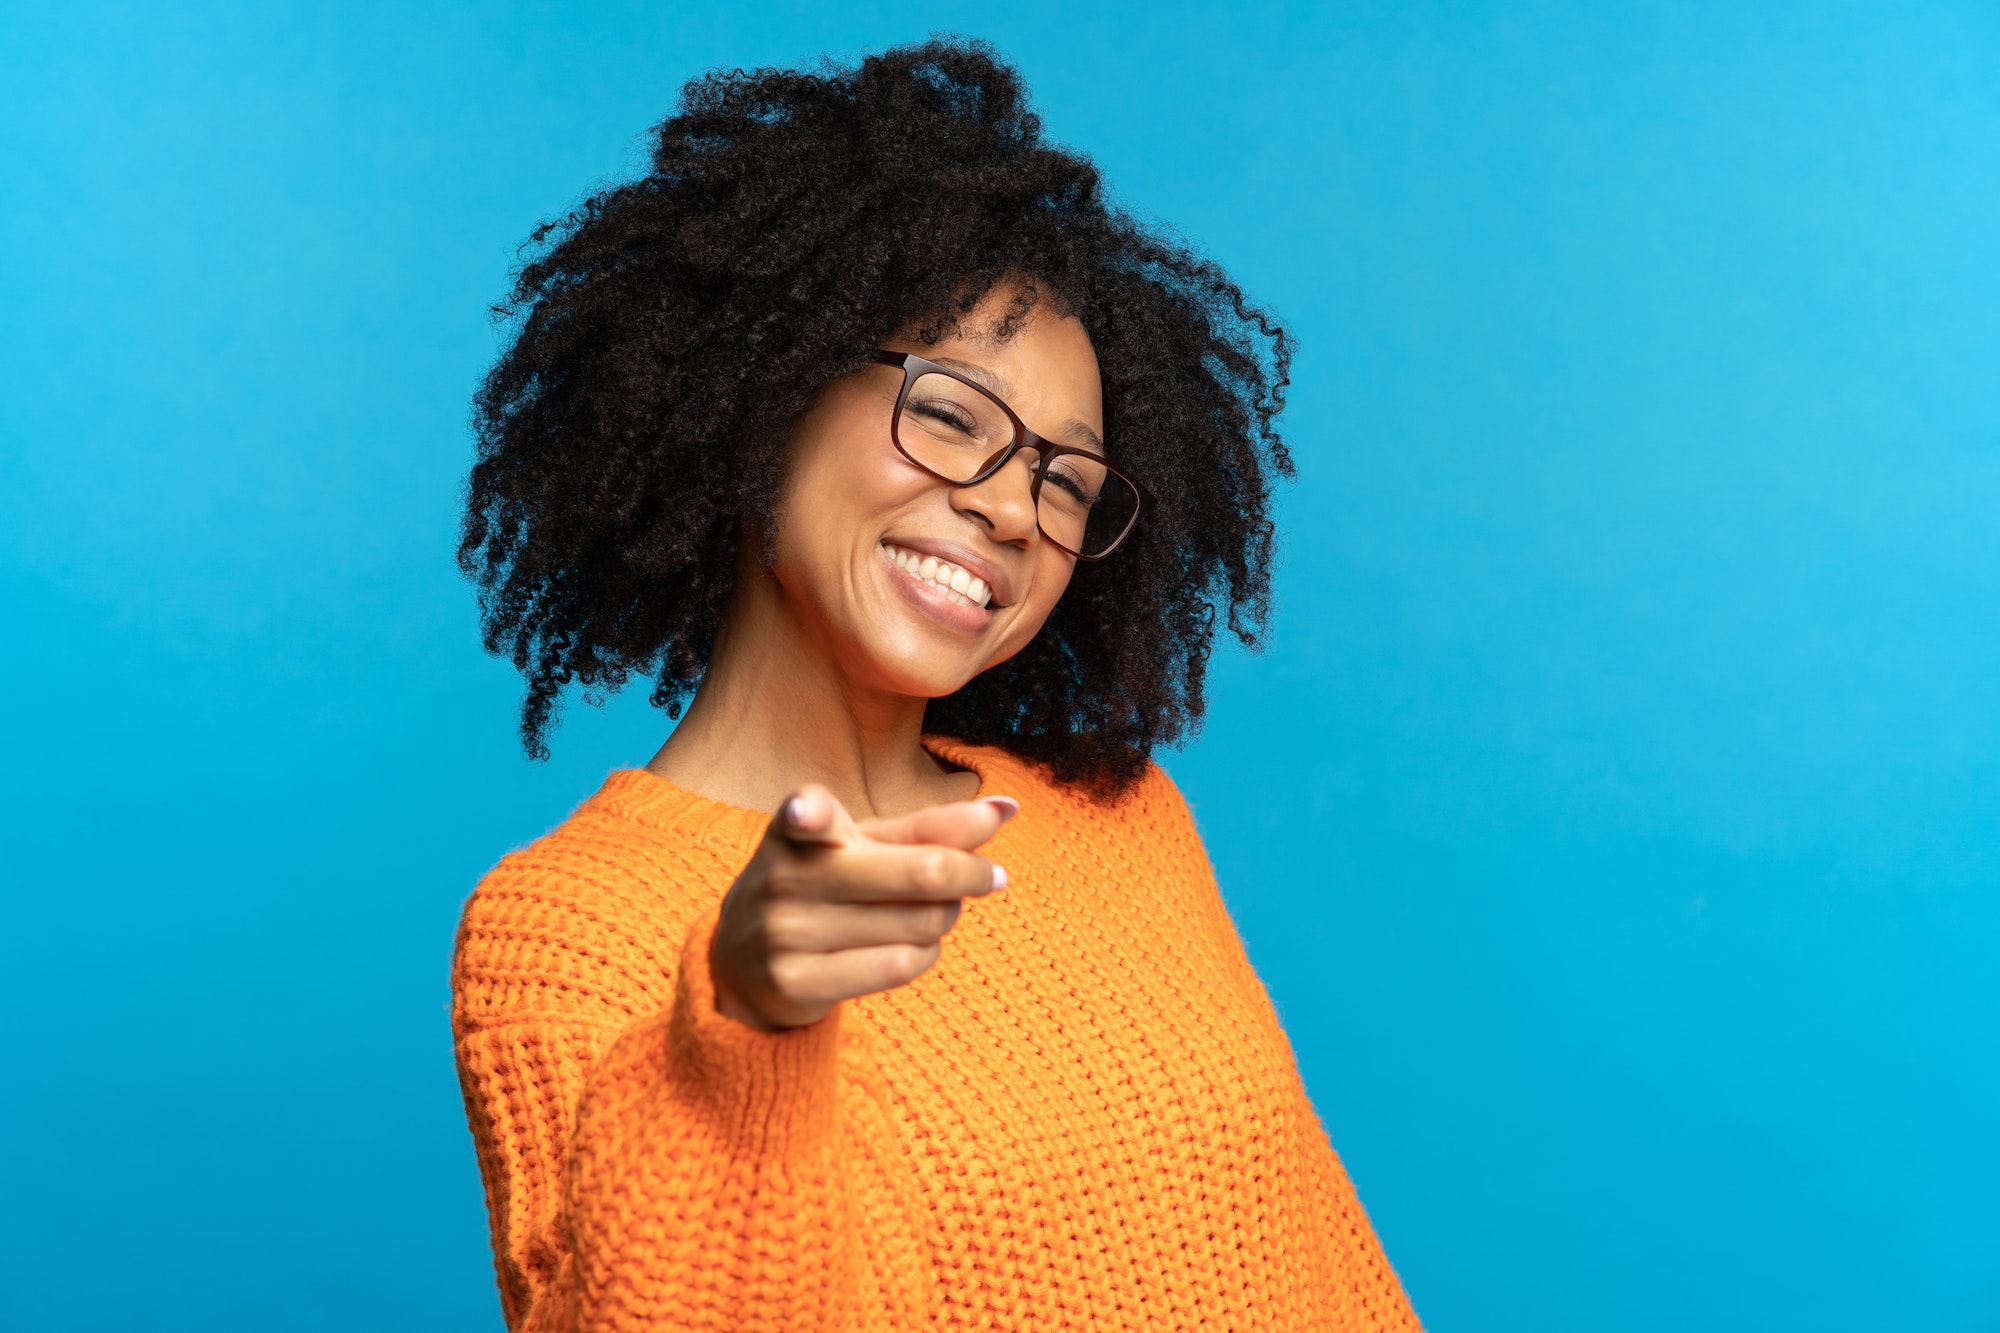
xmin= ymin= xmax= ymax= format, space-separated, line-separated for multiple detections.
xmin=708 ymin=785 xmax=1017 ymax=1031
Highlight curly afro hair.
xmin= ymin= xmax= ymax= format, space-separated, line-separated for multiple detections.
xmin=462 ymin=37 xmax=1292 ymax=796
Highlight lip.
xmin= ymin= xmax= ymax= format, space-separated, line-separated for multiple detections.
xmin=880 ymin=536 xmax=1017 ymax=609
xmin=880 ymin=543 xmax=998 ymax=636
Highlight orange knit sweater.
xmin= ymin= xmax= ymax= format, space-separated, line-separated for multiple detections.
xmin=451 ymin=738 xmax=1420 ymax=1331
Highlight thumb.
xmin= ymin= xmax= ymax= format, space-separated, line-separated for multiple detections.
xmin=772 ymin=784 xmax=860 ymax=848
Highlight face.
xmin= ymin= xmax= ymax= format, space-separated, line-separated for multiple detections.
xmin=765 ymin=290 xmax=1106 ymax=701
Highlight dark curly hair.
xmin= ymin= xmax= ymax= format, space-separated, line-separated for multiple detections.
xmin=461 ymin=37 xmax=1292 ymax=795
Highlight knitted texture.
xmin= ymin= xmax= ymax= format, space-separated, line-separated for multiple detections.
xmin=452 ymin=738 xmax=1421 ymax=1331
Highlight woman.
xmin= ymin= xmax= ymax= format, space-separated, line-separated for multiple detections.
xmin=453 ymin=40 xmax=1420 ymax=1332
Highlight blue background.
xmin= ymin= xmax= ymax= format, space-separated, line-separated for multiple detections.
xmin=4 ymin=3 xmax=1997 ymax=1329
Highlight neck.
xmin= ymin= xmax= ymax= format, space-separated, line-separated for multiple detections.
xmin=644 ymin=551 xmax=972 ymax=820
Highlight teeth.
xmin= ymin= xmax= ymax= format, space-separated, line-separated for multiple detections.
xmin=884 ymin=544 xmax=993 ymax=609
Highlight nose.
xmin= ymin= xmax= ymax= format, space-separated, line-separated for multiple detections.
xmin=951 ymin=450 xmax=1040 ymax=545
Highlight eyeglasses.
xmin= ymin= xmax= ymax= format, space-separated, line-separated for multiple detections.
xmin=869 ymin=350 xmax=1151 ymax=561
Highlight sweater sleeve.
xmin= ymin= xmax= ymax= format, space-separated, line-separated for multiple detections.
xmin=454 ymin=889 xmax=932 ymax=1332
xmin=1304 ymin=1133 xmax=1423 ymax=1330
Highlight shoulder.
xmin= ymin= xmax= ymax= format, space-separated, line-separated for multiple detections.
xmin=930 ymin=740 xmax=1226 ymax=921
xmin=469 ymin=770 xmax=765 ymax=905
xmin=929 ymin=736 xmax=1206 ymax=847
xmin=452 ymin=770 xmax=767 ymax=1031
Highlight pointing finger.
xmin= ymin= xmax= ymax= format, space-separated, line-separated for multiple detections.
xmin=861 ymin=795 xmax=1019 ymax=850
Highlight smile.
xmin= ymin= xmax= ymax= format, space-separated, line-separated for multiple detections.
xmin=883 ymin=543 xmax=994 ymax=609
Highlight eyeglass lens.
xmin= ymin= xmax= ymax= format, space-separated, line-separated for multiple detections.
xmin=898 ymin=371 xmax=1140 ymax=558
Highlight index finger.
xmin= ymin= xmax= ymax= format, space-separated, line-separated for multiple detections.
xmin=860 ymin=795 xmax=1020 ymax=851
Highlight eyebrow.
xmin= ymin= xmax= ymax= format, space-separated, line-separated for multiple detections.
xmin=1059 ymin=418 xmax=1105 ymax=455
xmin=931 ymin=355 xmax=1106 ymax=456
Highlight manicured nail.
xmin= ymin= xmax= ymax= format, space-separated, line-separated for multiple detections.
xmin=982 ymin=795 xmax=1021 ymax=823
xmin=783 ymin=796 xmax=804 ymax=826
xmin=990 ymin=864 xmax=1009 ymax=892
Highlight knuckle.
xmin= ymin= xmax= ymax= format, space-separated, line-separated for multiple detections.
xmin=883 ymin=942 xmax=939 ymax=987
xmin=762 ymin=903 xmax=814 ymax=951
xmin=913 ymin=849 xmax=949 ymax=891
xmin=764 ymin=858 xmax=813 ymax=899
xmin=766 ymin=952 xmax=812 ymax=999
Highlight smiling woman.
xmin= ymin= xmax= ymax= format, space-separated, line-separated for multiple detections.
xmin=680 ymin=307 xmax=1117 ymax=733
xmin=450 ymin=38 xmax=1420 ymax=1332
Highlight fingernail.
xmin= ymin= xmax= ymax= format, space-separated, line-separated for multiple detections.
xmin=982 ymin=795 xmax=1021 ymax=823
xmin=990 ymin=864 xmax=1008 ymax=892
xmin=783 ymin=796 xmax=804 ymax=825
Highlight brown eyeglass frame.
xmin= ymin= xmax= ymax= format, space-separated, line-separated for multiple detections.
xmin=869 ymin=350 xmax=1152 ymax=561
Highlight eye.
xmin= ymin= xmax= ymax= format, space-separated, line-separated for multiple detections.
xmin=1044 ymin=461 xmax=1100 ymax=506
xmin=909 ymin=395 xmax=979 ymax=435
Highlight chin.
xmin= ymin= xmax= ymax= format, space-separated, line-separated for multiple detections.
xmin=870 ymin=655 xmax=984 ymax=702
xmin=841 ymin=627 xmax=985 ymax=700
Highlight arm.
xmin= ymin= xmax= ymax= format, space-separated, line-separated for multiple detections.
xmin=456 ymin=911 xmax=930 ymax=1332
xmin=452 ymin=786 xmax=1010 ymax=1332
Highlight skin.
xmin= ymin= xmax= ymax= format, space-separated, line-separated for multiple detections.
xmin=646 ymin=286 xmax=1107 ymax=1031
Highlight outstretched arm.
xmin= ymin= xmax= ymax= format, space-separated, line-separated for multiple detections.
xmin=453 ymin=787 xmax=1012 ymax=1331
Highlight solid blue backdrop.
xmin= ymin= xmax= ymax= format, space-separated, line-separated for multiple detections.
xmin=4 ymin=3 xmax=1997 ymax=1329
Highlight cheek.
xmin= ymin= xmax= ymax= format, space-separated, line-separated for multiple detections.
xmin=771 ymin=413 xmax=919 ymax=567
xmin=994 ymin=549 xmax=1078 ymax=654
